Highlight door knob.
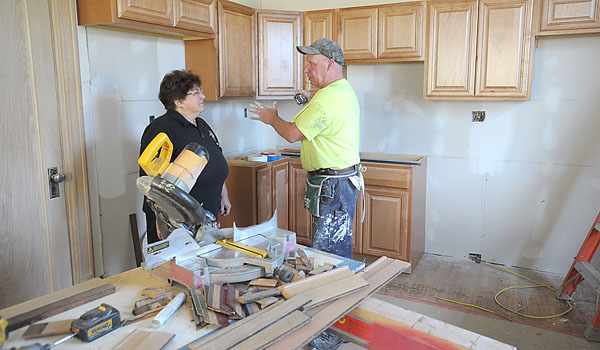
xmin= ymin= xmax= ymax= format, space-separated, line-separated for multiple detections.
xmin=48 ymin=167 xmax=65 ymax=199
xmin=50 ymin=173 xmax=66 ymax=184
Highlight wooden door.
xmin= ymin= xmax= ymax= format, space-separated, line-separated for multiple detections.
xmin=540 ymin=0 xmax=600 ymax=32
xmin=257 ymin=11 xmax=302 ymax=97
xmin=475 ymin=0 xmax=533 ymax=98
xmin=338 ymin=7 xmax=378 ymax=60
xmin=117 ymin=0 xmax=174 ymax=26
xmin=362 ymin=187 xmax=409 ymax=260
xmin=303 ymin=10 xmax=337 ymax=92
xmin=218 ymin=0 xmax=256 ymax=97
xmin=378 ymin=2 xmax=423 ymax=60
xmin=272 ymin=161 xmax=289 ymax=229
xmin=425 ymin=0 xmax=478 ymax=98
xmin=288 ymin=159 xmax=312 ymax=246
xmin=1 ymin=0 xmax=93 ymax=308
xmin=174 ymin=0 xmax=216 ymax=34
xmin=256 ymin=165 xmax=273 ymax=224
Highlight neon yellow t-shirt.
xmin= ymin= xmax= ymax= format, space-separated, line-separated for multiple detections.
xmin=293 ymin=79 xmax=360 ymax=172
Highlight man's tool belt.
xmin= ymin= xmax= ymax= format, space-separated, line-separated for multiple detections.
xmin=308 ymin=164 xmax=358 ymax=176
xmin=304 ymin=165 xmax=359 ymax=217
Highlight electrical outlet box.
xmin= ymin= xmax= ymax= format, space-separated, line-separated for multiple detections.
xmin=468 ymin=253 xmax=481 ymax=263
xmin=472 ymin=111 xmax=485 ymax=122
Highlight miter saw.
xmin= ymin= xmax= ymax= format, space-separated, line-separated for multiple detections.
xmin=137 ymin=133 xmax=296 ymax=290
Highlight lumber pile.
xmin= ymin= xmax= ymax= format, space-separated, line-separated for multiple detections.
xmin=183 ymin=253 xmax=409 ymax=349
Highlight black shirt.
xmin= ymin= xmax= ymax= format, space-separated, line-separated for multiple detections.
xmin=139 ymin=109 xmax=229 ymax=242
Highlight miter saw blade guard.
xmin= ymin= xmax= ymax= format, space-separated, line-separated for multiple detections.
xmin=137 ymin=176 xmax=215 ymax=240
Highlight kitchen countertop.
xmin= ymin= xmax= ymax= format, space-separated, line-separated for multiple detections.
xmin=235 ymin=149 xmax=425 ymax=166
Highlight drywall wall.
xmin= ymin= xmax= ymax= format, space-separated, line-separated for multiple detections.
xmin=259 ymin=1 xmax=600 ymax=273
xmin=79 ymin=3 xmax=600 ymax=277
xmin=79 ymin=27 xmax=279 ymax=276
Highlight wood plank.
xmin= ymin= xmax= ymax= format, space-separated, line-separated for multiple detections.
xmin=278 ymin=266 xmax=353 ymax=297
xmin=295 ymin=275 xmax=369 ymax=309
xmin=249 ymin=278 xmax=278 ymax=288
xmin=187 ymin=295 xmax=311 ymax=350
xmin=297 ymin=249 xmax=313 ymax=270
xmin=1 ymin=280 xmax=116 ymax=331
xmin=113 ymin=329 xmax=175 ymax=350
xmin=264 ymin=257 xmax=410 ymax=349
xmin=231 ymin=310 xmax=311 ymax=350
xmin=236 ymin=289 xmax=282 ymax=304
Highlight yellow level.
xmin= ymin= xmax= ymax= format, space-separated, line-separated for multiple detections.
xmin=215 ymin=239 xmax=268 ymax=259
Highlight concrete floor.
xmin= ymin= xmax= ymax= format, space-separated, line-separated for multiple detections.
xmin=337 ymin=278 xmax=600 ymax=350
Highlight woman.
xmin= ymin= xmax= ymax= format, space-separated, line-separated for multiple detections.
xmin=140 ymin=70 xmax=231 ymax=243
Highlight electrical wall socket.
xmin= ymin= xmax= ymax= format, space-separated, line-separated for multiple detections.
xmin=472 ymin=111 xmax=485 ymax=122
xmin=468 ymin=253 xmax=482 ymax=263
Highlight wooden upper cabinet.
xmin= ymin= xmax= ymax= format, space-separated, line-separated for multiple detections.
xmin=303 ymin=10 xmax=337 ymax=92
xmin=257 ymin=11 xmax=303 ymax=98
xmin=218 ymin=0 xmax=256 ymax=98
xmin=538 ymin=0 xmax=600 ymax=34
xmin=476 ymin=0 xmax=534 ymax=97
xmin=425 ymin=0 xmax=478 ymax=97
xmin=117 ymin=0 xmax=173 ymax=26
xmin=378 ymin=3 xmax=423 ymax=60
xmin=173 ymin=0 xmax=216 ymax=33
xmin=425 ymin=0 xmax=534 ymax=100
xmin=304 ymin=10 xmax=337 ymax=43
xmin=77 ymin=0 xmax=215 ymax=37
xmin=339 ymin=7 xmax=379 ymax=60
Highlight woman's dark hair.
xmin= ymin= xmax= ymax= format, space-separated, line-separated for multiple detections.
xmin=158 ymin=70 xmax=201 ymax=110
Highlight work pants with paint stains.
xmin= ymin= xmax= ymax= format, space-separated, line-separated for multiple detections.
xmin=310 ymin=175 xmax=359 ymax=259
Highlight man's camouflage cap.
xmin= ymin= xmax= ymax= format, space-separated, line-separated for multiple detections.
xmin=296 ymin=38 xmax=345 ymax=66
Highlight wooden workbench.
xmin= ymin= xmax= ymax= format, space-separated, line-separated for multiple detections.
xmin=1 ymin=251 xmax=517 ymax=350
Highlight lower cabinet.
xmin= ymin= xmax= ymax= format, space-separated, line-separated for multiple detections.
xmin=288 ymin=158 xmax=312 ymax=246
xmin=354 ymin=161 xmax=426 ymax=270
xmin=361 ymin=184 xmax=410 ymax=259
xmin=222 ymin=156 xmax=426 ymax=269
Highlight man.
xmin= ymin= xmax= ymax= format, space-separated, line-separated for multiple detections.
xmin=249 ymin=38 xmax=361 ymax=350
xmin=248 ymin=38 xmax=361 ymax=260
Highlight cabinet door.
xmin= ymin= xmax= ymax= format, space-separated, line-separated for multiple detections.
xmin=257 ymin=11 xmax=302 ymax=97
xmin=256 ymin=165 xmax=272 ymax=224
xmin=540 ymin=0 xmax=600 ymax=32
xmin=303 ymin=10 xmax=337 ymax=92
xmin=117 ymin=0 xmax=174 ymax=26
xmin=362 ymin=186 xmax=409 ymax=260
xmin=425 ymin=0 xmax=478 ymax=97
xmin=272 ymin=161 xmax=289 ymax=229
xmin=475 ymin=0 xmax=533 ymax=97
xmin=289 ymin=159 xmax=312 ymax=246
xmin=378 ymin=2 xmax=423 ymax=61
xmin=339 ymin=7 xmax=378 ymax=60
xmin=174 ymin=0 xmax=216 ymax=34
xmin=220 ymin=164 xmax=257 ymax=228
xmin=218 ymin=0 xmax=256 ymax=98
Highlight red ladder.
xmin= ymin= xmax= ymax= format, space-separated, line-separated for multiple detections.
xmin=557 ymin=210 xmax=600 ymax=342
